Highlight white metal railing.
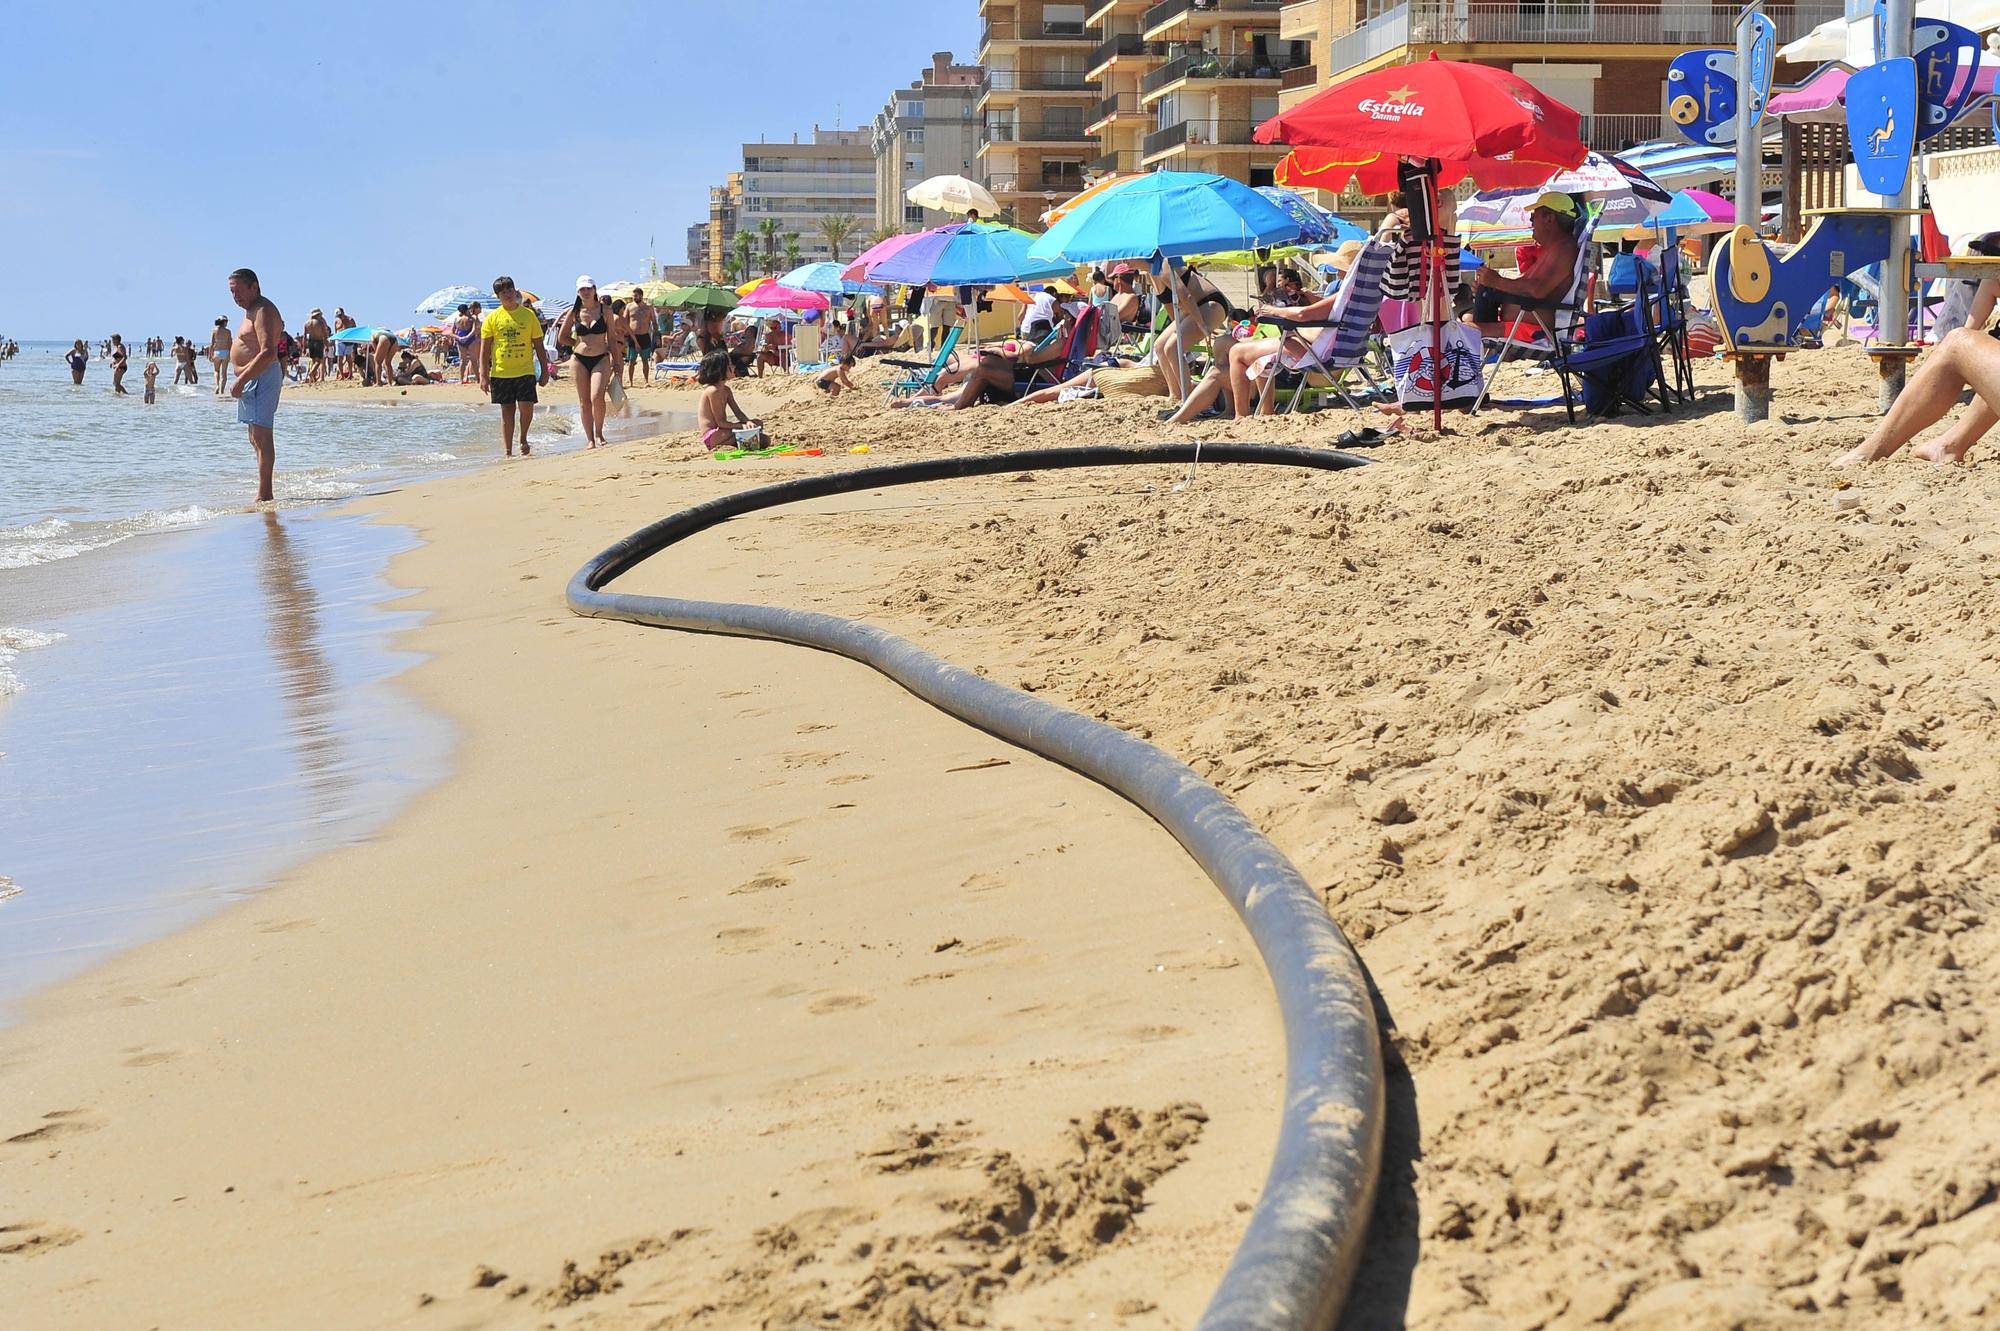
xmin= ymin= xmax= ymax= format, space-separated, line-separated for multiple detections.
xmin=1324 ymin=2 xmax=1845 ymax=79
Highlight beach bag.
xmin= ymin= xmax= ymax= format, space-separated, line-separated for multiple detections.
xmin=1388 ymin=322 xmax=1483 ymax=411
xmin=1684 ymin=309 xmax=1721 ymax=358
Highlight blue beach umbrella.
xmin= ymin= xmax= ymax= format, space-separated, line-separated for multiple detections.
xmin=1253 ymin=185 xmax=1368 ymax=247
xmin=865 ymin=221 xmax=1073 ymax=287
xmin=777 ymin=261 xmax=884 ymax=298
xmin=1028 ymin=171 xmax=1302 ymax=265
xmin=330 ymin=325 xmax=387 ymax=344
xmin=414 ymin=285 xmax=488 ymax=319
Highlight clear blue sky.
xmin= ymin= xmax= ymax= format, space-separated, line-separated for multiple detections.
xmin=0 ymin=1 xmax=977 ymax=340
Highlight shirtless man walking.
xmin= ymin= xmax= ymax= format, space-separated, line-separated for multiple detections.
xmin=226 ymin=268 xmax=284 ymax=503
xmin=301 ymin=308 xmax=332 ymax=384
xmin=625 ymin=293 xmax=657 ymax=386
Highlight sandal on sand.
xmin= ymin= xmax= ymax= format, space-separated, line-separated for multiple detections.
xmin=1335 ymin=427 xmax=1390 ymax=447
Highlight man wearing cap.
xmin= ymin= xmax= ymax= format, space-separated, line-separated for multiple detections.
xmin=479 ymin=275 xmax=552 ymax=458
xmin=1469 ymin=191 xmax=1582 ymax=338
xmin=301 ymin=307 xmax=331 ymax=383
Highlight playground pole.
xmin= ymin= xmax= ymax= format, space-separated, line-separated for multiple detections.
xmin=1878 ymin=0 xmax=1917 ymax=409
xmin=1733 ymin=2 xmax=1771 ymax=423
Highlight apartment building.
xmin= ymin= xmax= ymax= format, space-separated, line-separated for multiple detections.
xmin=976 ymin=1 xmax=1103 ymax=216
xmin=737 ymin=128 xmax=877 ymax=266
xmin=871 ymin=52 xmax=985 ymax=233
xmin=1278 ymin=0 xmax=1846 ymax=157
xmin=703 ymin=172 xmax=742 ymax=282
xmin=1125 ymin=0 xmax=1304 ymax=183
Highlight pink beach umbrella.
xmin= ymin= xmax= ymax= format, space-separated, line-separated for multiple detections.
xmin=737 ymin=280 xmax=830 ymax=312
xmin=841 ymin=231 xmax=926 ymax=284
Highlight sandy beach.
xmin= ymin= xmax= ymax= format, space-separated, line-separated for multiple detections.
xmin=5 ymin=342 xmax=1998 ymax=1328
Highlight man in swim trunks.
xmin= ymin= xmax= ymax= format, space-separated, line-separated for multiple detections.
xmin=625 ymin=292 xmax=657 ymax=386
xmin=301 ymin=308 xmax=332 ymax=383
xmin=332 ymin=307 xmax=357 ymax=380
xmin=226 ymin=267 xmax=285 ymax=503
xmin=479 ymin=275 xmax=552 ymax=457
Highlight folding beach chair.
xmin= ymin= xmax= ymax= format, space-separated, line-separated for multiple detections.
xmin=1472 ymin=206 xmax=1605 ymax=423
xmin=1564 ymin=296 xmax=1662 ymax=419
xmin=1014 ymin=305 xmax=1101 ymax=395
xmin=882 ymin=324 xmax=962 ymax=399
xmin=1251 ymin=238 xmax=1395 ymax=415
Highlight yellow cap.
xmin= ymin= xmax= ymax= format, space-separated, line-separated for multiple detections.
xmin=1531 ymin=191 xmax=1578 ymax=218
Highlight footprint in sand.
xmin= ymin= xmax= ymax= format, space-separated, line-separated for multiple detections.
xmin=1125 ymin=1025 xmax=1186 ymax=1044
xmin=716 ymin=927 xmax=771 ymax=955
xmin=963 ymin=936 xmax=1023 ymax=956
xmin=796 ymin=722 xmax=836 ymax=735
xmin=827 ymin=773 xmax=873 ymax=786
xmin=961 ymin=872 xmax=1006 ymax=895
xmin=121 ymin=1048 xmax=183 ymax=1068
xmin=6 ymin=1109 xmax=103 ymax=1145
xmin=737 ymin=706 xmax=773 ymax=720
xmin=258 ymin=918 xmax=315 ymax=934
xmin=727 ymin=820 xmax=800 ymax=843
xmin=0 ymin=1220 xmax=83 ymax=1256
xmin=808 ymin=993 xmax=877 ymax=1015
xmin=780 ymin=751 xmax=842 ymax=770
xmin=730 ymin=874 xmax=791 ymax=896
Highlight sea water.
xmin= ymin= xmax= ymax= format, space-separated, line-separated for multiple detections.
xmin=0 ymin=344 xmax=575 ymax=1018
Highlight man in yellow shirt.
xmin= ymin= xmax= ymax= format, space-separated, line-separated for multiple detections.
xmin=480 ymin=275 xmax=552 ymax=457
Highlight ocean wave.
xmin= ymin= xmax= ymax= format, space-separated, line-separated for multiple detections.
xmin=122 ymin=505 xmax=213 ymax=532
xmin=0 ymin=625 xmax=66 ymax=698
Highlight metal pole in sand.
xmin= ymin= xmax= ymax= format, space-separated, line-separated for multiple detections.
xmin=1878 ymin=0 xmax=1917 ymax=410
xmin=1733 ymin=1 xmax=1769 ymax=424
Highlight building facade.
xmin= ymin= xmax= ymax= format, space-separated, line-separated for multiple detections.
xmin=872 ymin=52 xmax=985 ymax=234
xmin=1126 ymin=0 xmax=1302 ymax=183
xmin=736 ymin=128 xmax=877 ymax=269
xmin=975 ymin=1 xmax=1103 ymax=218
xmin=703 ymin=172 xmax=742 ymax=282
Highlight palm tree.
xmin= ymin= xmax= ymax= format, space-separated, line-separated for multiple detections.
xmin=865 ymin=224 xmax=901 ymax=248
xmin=782 ymin=233 xmax=802 ymax=271
xmin=755 ymin=218 xmax=783 ymax=272
xmin=722 ymin=254 xmax=742 ymax=283
xmin=731 ymin=232 xmax=755 ymax=281
xmin=817 ymin=213 xmax=859 ymax=263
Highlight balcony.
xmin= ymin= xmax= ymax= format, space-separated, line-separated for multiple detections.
xmin=1142 ymin=47 xmax=1308 ymax=96
xmin=984 ymin=119 xmax=1095 ymax=145
xmin=1144 ymin=0 xmax=1287 ymax=38
xmin=1089 ymin=149 xmax=1144 ymax=176
xmin=983 ymin=68 xmax=1097 ymax=93
xmin=1322 ymin=2 xmax=1846 ymax=79
xmin=1279 ymin=62 xmax=1317 ymax=91
xmin=1142 ymin=118 xmax=1283 ymax=158
xmin=1580 ymin=113 xmax=1665 ymax=152
xmin=989 ymin=167 xmax=1091 ymax=196
xmin=982 ymin=18 xmax=1104 ymax=45
xmin=1090 ymin=93 xmax=1144 ymax=126
xmin=1089 ymin=31 xmax=1166 ymax=74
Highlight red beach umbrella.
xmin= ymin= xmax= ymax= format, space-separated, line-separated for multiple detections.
xmin=1255 ymin=55 xmax=1588 ymax=428
xmin=1255 ymin=53 xmax=1588 ymax=195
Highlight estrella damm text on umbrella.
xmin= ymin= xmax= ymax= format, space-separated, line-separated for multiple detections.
xmin=1356 ymin=85 xmax=1424 ymax=120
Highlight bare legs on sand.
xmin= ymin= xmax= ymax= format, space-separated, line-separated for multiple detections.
xmin=499 ymin=402 xmax=537 ymax=458
xmin=1835 ymin=329 xmax=2000 ymax=465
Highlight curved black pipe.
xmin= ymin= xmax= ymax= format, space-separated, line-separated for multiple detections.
xmin=568 ymin=443 xmax=1384 ymax=1330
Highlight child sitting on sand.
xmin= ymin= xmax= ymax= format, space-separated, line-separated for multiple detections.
xmin=697 ymin=350 xmax=768 ymax=452
xmin=814 ymin=322 xmax=857 ymax=397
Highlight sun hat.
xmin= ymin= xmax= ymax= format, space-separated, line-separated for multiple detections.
xmin=1109 ymin=261 xmax=1138 ymax=276
xmin=1530 ymin=192 xmax=1578 ymax=218
xmin=1331 ymin=239 xmax=1367 ymax=269
xmin=575 ymin=274 xmax=596 ymax=290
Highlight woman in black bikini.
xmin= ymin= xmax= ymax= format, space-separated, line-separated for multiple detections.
xmin=556 ymin=275 xmax=622 ymax=448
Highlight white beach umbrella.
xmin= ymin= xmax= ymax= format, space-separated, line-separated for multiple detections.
xmin=905 ymin=174 xmax=1000 ymax=217
xmin=1780 ymin=0 xmax=2000 ymax=63
xmin=415 ymin=284 xmax=489 ymax=319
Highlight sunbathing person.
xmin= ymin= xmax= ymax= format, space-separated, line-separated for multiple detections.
xmin=1212 ymin=279 xmax=1364 ymax=419
xmin=1834 ymin=325 xmax=2000 ymax=465
xmin=1467 ymin=192 xmax=1579 ymax=338
xmin=695 ymin=349 xmax=768 ymax=452
xmin=753 ymin=322 xmax=787 ymax=377
xmin=391 ymin=350 xmax=435 ymax=385
xmin=891 ymin=304 xmax=1077 ymax=410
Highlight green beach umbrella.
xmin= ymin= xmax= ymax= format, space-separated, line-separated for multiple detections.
xmin=656 ymin=284 xmax=739 ymax=312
